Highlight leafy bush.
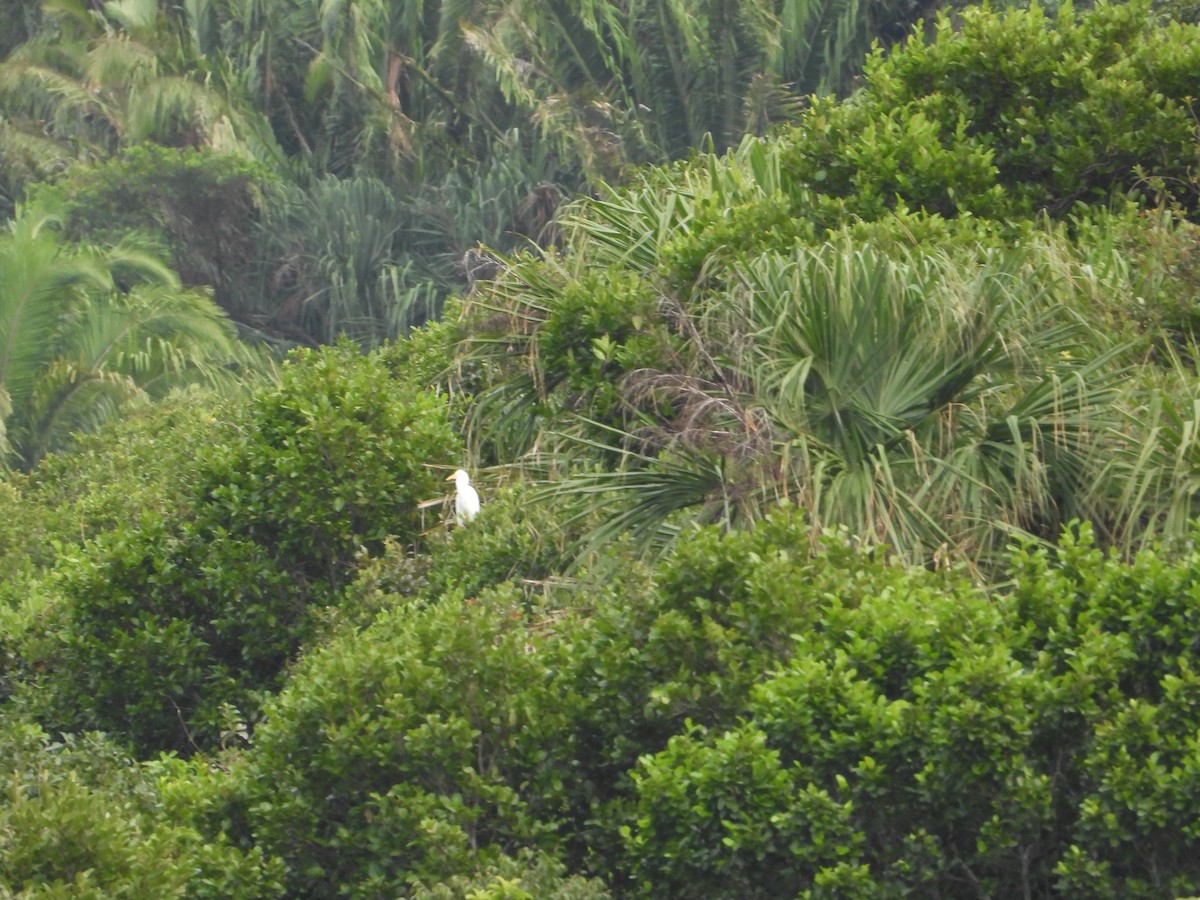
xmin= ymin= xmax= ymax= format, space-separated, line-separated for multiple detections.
xmin=46 ymin=517 xmax=308 ymax=756
xmin=659 ymin=194 xmax=813 ymax=289
xmin=19 ymin=343 xmax=461 ymax=756
xmin=549 ymin=515 xmax=974 ymax=878
xmin=1011 ymin=522 xmax=1200 ymax=702
xmin=234 ymin=587 xmax=575 ymax=898
xmin=0 ymin=723 xmax=283 ymax=898
xmin=622 ymin=724 xmax=868 ymax=899
xmin=0 ymin=387 xmax=234 ymax=576
xmin=0 ymin=388 xmax=235 ymax=714
xmin=536 ymin=270 xmax=661 ymax=397
xmin=201 ymin=341 xmax=460 ymax=587
xmin=407 ymin=850 xmax=611 ymax=900
xmin=610 ymin=518 xmax=1200 ymax=897
xmin=36 ymin=508 xmax=1187 ymax=897
xmin=457 ymin=250 xmax=690 ymax=463
xmin=782 ymin=0 xmax=1200 ymax=224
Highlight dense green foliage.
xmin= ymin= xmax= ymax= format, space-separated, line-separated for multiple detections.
xmin=9 ymin=343 xmax=460 ymax=756
xmin=30 ymin=146 xmax=269 ymax=331
xmin=232 ymin=515 xmax=1200 ymax=898
xmin=236 ymin=587 xmax=573 ymax=896
xmin=4 ymin=0 xmax=1200 ymax=896
xmin=200 ymin=342 xmax=459 ymax=585
xmin=0 ymin=725 xmax=283 ymax=897
xmin=12 ymin=501 xmax=1199 ymax=896
xmin=783 ymin=1 xmax=1200 ymax=222
xmin=50 ymin=517 xmax=304 ymax=755
xmin=0 ymin=203 xmax=261 ymax=470
xmin=0 ymin=0 xmax=935 ymax=347
xmin=439 ymin=1 xmax=1200 ymax=574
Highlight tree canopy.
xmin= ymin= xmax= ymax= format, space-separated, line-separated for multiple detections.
xmin=2 ymin=0 xmax=1200 ymax=896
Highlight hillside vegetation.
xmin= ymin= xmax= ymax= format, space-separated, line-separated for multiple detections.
xmin=2 ymin=0 xmax=1200 ymax=896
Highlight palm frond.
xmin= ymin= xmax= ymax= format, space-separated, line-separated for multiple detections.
xmin=534 ymin=424 xmax=728 ymax=562
xmin=1089 ymin=356 xmax=1200 ymax=554
xmin=0 ymin=209 xmax=114 ymax=410
xmin=0 ymin=205 xmax=261 ymax=467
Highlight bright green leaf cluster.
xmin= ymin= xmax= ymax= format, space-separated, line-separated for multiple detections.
xmin=16 ymin=342 xmax=460 ymax=756
xmin=151 ymin=512 xmax=1200 ymax=896
xmin=782 ymin=0 xmax=1200 ymax=224
xmin=201 ymin=341 xmax=459 ymax=586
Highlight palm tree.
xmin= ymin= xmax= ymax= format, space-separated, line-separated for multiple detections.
xmin=0 ymin=0 xmax=950 ymax=351
xmin=465 ymin=0 xmax=924 ymax=163
xmin=257 ymin=174 xmax=431 ymax=345
xmin=457 ymin=134 xmax=793 ymax=459
xmin=456 ymin=128 xmax=1141 ymax=570
xmin=171 ymin=0 xmax=922 ymax=184
xmin=531 ymin=243 xmax=1125 ymax=569
xmin=0 ymin=0 xmax=275 ymax=173
xmin=0 ymin=205 xmax=261 ymax=469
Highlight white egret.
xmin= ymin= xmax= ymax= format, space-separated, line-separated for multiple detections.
xmin=446 ymin=469 xmax=480 ymax=525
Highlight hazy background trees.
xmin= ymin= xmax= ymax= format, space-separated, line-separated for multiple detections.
xmin=1 ymin=0 xmax=940 ymax=353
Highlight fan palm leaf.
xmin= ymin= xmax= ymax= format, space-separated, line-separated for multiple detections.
xmin=526 ymin=240 xmax=1130 ymax=568
xmin=730 ymin=247 xmax=1012 ymax=456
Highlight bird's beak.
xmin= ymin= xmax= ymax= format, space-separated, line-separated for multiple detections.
xmin=445 ymin=472 xmax=455 ymax=481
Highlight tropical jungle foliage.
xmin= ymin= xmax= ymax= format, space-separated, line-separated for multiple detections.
xmin=1 ymin=0 xmax=937 ymax=349
xmin=3 ymin=0 xmax=1200 ymax=897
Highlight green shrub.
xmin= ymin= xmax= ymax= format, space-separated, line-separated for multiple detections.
xmin=551 ymin=515 xmax=965 ymax=877
xmin=201 ymin=341 xmax=460 ymax=587
xmin=1060 ymin=665 xmax=1200 ymax=896
xmin=48 ymin=517 xmax=308 ymax=756
xmin=459 ymin=255 xmax=687 ymax=461
xmin=1008 ymin=518 xmax=1200 ymax=837
xmin=782 ymin=0 xmax=1200 ymax=224
xmin=21 ymin=344 xmax=460 ymax=756
xmin=622 ymin=723 xmax=870 ymax=899
xmin=533 ymin=268 xmax=666 ymax=422
xmin=593 ymin=515 xmax=1039 ymax=896
xmin=560 ymin=514 xmax=966 ymax=776
xmin=0 ymin=723 xmax=283 ymax=899
xmin=407 ymin=850 xmax=611 ymax=900
xmin=1 ymin=387 xmax=238 ymax=578
xmin=609 ymin=518 xmax=1200 ymax=897
xmin=235 ymin=587 xmax=574 ymax=898
xmin=421 ymin=484 xmax=579 ymax=601
xmin=1011 ymin=522 xmax=1200 ymax=701
xmin=658 ymin=194 xmax=812 ymax=289
xmin=610 ymin=566 xmax=1035 ymax=894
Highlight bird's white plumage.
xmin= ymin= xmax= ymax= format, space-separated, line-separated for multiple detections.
xmin=447 ymin=469 xmax=480 ymax=525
